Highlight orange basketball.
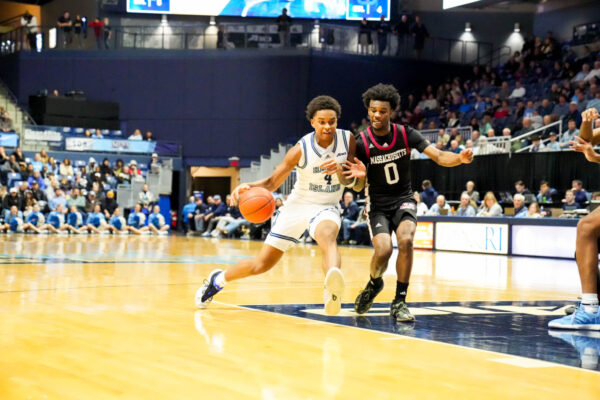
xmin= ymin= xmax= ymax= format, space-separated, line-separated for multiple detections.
xmin=238 ymin=187 xmax=276 ymax=223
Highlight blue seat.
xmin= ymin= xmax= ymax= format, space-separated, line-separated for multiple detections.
xmin=7 ymin=172 xmax=21 ymax=188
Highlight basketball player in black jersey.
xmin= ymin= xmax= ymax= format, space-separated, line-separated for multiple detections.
xmin=344 ymin=84 xmax=473 ymax=322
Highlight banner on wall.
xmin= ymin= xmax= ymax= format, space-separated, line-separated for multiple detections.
xmin=435 ymin=222 xmax=509 ymax=255
xmin=65 ymin=138 xmax=157 ymax=154
xmin=414 ymin=221 xmax=434 ymax=250
xmin=512 ymin=225 xmax=576 ymax=259
xmin=22 ymin=126 xmax=64 ymax=150
xmin=0 ymin=133 xmax=19 ymax=147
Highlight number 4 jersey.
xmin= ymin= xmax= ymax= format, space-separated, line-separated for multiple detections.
xmin=356 ymin=124 xmax=430 ymax=211
xmin=287 ymin=129 xmax=352 ymax=205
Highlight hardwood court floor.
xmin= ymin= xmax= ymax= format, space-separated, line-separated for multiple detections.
xmin=0 ymin=235 xmax=598 ymax=399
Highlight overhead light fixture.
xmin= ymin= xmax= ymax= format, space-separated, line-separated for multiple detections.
xmin=514 ymin=23 xmax=520 ymax=33
xmin=465 ymin=22 xmax=472 ymax=32
xmin=161 ymin=14 xmax=168 ymax=25
xmin=210 ymin=16 xmax=216 ymax=26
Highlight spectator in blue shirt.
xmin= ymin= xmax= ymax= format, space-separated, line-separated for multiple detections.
xmin=64 ymin=205 xmax=84 ymax=233
xmin=42 ymin=203 xmax=66 ymax=233
xmin=148 ymin=205 xmax=169 ymax=235
xmin=127 ymin=203 xmax=148 ymax=235
xmin=106 ymin=208 xmax=127 ymax=234
xmin=1 ymin=206 xmax=23 ymax=233
xmin=80 ymin=204 xmax=106 ymax=234
xmin=31 ymin=153 xmax=44 ymax=172
xmin=193 ymin=196 xmax=212 ymax=234
xmin=181 ymin=196 xmax=197 ymax=233
xmin=572 ymin=180 xmax=589 ymax=205
xmin=27 ymin=170 xmax=45 ymax=190
xmin=49 ymin=189 xmax=68 ymax=211
xmin=456 ymin=193 xmax=476 ymax=217
xmin=23 ymin=204 xmax=45 ymax=233
xmin=340 ymin=191 xmax=360 ymax=244
xmin=536 ymin=181 xmax=557 ymax=204
xmin=420 ymin=180 xmax=438 ymax=209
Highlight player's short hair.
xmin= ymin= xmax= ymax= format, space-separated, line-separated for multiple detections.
xmin=362 ymin=83 xmax=401 ymax=111
xmin=306 ymin=95 xmax=342 ymax=121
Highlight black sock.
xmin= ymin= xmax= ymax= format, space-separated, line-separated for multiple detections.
xmin=394 ymin=281 xmax=409 ymax=302
xmin=369 ymin=275 xmax=383 ymax=290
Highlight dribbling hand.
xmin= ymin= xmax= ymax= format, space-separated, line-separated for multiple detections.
xmin=319 ymin=159 xmax=340 ymax=175
xmin=342 ymin=157 xmax=366 ymax=179
xmin=459 ymin=149 xmax=474 ymax=164
xmin=231 ymin=183 xmax=251 ymax=206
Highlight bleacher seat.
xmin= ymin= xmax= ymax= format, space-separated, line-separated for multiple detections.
xmin=7 ymin=173 xmax=21 ymax=188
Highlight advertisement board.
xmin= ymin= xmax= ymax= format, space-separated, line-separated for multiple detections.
xmin=512 ymin=225 xmax=576 ymax=259
xmin=127 ymin=0 xmax=390 ymax=20
xmin=435 ymin=222 xmax=509 ymax=255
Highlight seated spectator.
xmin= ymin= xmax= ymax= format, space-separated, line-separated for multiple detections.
xmin=497 ymin=81 xmax=510 ymax=100
xmin=145 ymin=131 xmax=154 ymax=141
xmin=49 ymin=189 xmax=67 ymax=211
xmin=94 ymin=129 xmax=104 ymax=139
xmin=560 ymin=120 xmax=579 ymax=148
xmin=414 ymin=191 xmax=428 ymax=216
xmin=148 ymin=205 xmax=169 ymax=235
xmin=127 ymin=203 xmax=148 ymax=235
xmin=427 ymin=194 xmax=451 ymax=216
xmin=41 ymin=204 xmax=66 ymax=234
xmin=208 ymin=195 xmax=243 ymax=238
xmin=493 ymin=100 xmax=509 ymax=119
xmin=1 ymin=205 xmax=24 ymax=233
xmin=552 ymin=95 xmax=569 ymax=117
xmin=529 ymin=135 xmax=545 ymax=152
xmin=526 ymin=202 xmax=542 ymax=218
xmin=512 ymin=193 xmax=527 ymax=217
xmin=508 ymin=81 xmax=526 ymax=99
xmin=347 ymin=207 xmax=370 ymax=245
xmin=449 ymin=140 xmax=461 ymax=154
xmin=27 ymin=170 xmax=45 ymax=189
xmin=40 ymin=150 xmax=49 ymax=165
xmin=149 ymin=153 xmax=160 ymax=170
xmin=200 ymin=195 xmax=227 ymax=237
xmin=23 ymin=204 xmax=45 ymax=233
xmin=31 ymin=153 xmax=44 ymax=172
xmin=138 ymin=184 xmax=154 ymax=210
xmin=463 ymin=180 xmax=479 ymax=203
xmin=113 ymin=159 xmax=124 ymax=176
xmin=477 ymin=191 xmax=503 ymax=217
xmin=420 ymin=180 xmax=438 ymax=208
xmin=12 ymin=147 xmax=25 ymax=165
xmin=537 ymin=99 xmax=554 ymax=117
xmin=106 ymin=208 xmax=127 ymax=234
xmin=0 ymin=110 xmax=13 ymax=132
xmin=191 ymin=196 xmax=211 ymax=235
xmin=64 ymin=206 xmax=84 ymax=232
xmin=128 ymin=129 xmax=143 ymax=141
xmin=571 ymin=179 xmax=588 ymax=205
xmin=544 ymin=132 xmax=561 ymax=151
xmin=536 ymin=181 xmax=557 ymax=204
xmin=22 ymin=190 xmax=37 ymax=211
xmin=585 ymin=61 xmax=600 ymax=82
xmin=100 ymin=158 xmax=113 ymax=177
xmin=456 ymin=192 xmax=476 ymax=216
xmin=102 ymin=190 xmax=118 ymax=217
xmin=530 ymin=111 xmax=543 ymax=130
xmin=181 ymin=196 xmax=197 ymax=233
xmin=593 ymin=192 xmax=600 ymax=201
xmin=84 ymin=191 xmax=101 ymax=213
xmin=80 ymin=204 xmax=107 ymax=234
xmin=587 ymin=91 xmax=600 ymax=113
xmin=437 ymin=129 xmax=450 ymax=148
xmin=565 ymin=102 xmax=582 ymax=128
xmin=339 ymin=191 xmax=360 ymax=244
xmin=572 ymin=64 xmax=590 ymax=82
xmin=562 ymin=189 xmax=581 ymax=210
xmin=514 ymin=180 xmax=532 ymax=197
xmin=60 ymin=158 xmax=74 ymax=177
xmin=471 ymin=130 xmax=480 ymax=147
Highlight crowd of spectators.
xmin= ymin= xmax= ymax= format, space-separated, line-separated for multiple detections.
xmin=350 ymin=35 xmax=600 ymax=155
xmin=0 ymin=147 xmax=169 ymax=235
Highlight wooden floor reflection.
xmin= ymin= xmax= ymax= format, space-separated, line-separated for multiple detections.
xmin=0 ymin=235 xmax=597 ymax=399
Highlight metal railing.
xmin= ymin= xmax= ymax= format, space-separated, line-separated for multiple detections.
xmin=512 ymin=120 xmax=563 ymax=153
xmin=1 ymin=23 xmax=506 ymax=65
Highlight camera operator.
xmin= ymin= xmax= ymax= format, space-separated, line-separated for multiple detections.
xmin=20 ymin=11 xmax=38 ymax=51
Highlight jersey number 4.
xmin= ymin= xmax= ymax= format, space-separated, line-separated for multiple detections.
xmin=324 ymin=174 xmax=332 ymax=185
xmin=384 ymin=162 xmax=399 ymax=184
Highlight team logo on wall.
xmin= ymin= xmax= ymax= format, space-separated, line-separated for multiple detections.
xmin=128 ymin=0 xmax=170 ymax=12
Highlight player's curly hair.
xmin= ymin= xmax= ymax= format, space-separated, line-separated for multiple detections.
xmin=362 ymin=83 xmax=401 ymax=110
xmin=306 ymin=95 xmax=342 ymax=121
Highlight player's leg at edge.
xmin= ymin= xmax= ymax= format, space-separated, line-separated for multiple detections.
xmin=550 ymin=207 xmax=600 ymax=329
xmin=354 ymin=231 xmax=389 ymax=315
xmin=313 ymin=220 xmax=345 ymax=316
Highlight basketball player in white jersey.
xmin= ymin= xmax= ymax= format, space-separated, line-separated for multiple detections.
xmin=196 ymin=95 xmax=365 ymax=315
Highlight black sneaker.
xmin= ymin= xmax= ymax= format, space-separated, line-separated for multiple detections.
xmin=391 ymin=300 xmax=415 ymax=322
xmin=354 ymin=280 xmax=384 ymax=314
xmin=195 ymin=269 xmax=223 ymax=308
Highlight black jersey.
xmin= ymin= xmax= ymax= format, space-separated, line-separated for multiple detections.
xmin=356 ymin=124 xmax=430 ymax=210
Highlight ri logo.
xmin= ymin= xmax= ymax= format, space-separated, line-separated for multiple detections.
xmin=484 ymin=226 xmax=504 ymax=252
xmin=128 ymin=0 xmax=170 ymax=12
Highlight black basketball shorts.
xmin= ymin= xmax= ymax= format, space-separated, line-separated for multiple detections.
xmin=367 ymin=200 xmax=418 ymax=237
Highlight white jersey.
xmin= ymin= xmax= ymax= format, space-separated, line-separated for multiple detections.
xmin=287 ymin=129 xmax=351 ymax=205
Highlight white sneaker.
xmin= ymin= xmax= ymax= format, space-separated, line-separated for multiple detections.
xmin=324 ymin=267 xmax=345 ymax=316
xmin=158 ymin=231 xmax=169 ymax=236
xmin=100 ymin=230 xmax=110 ymax=235
xmin=58 ymin=231 xmax=68 ymax=236
xmin=119 ymin=230 xmax=129 ymax=236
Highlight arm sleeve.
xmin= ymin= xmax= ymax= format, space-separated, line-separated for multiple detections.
xmin=405 ymin=126 xmax=431 ymax=153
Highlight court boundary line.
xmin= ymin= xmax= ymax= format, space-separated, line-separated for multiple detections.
xmin=212 ymin=300 xmax=600 ymax=376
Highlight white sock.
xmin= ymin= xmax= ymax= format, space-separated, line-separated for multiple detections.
xmin=214 ymin=272 xmax=227 ymax=290
xmin=581 ymin=293 xmax=599 ymax=314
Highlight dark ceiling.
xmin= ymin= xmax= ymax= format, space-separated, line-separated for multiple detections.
xmin=6 ymin=0 xmax=55 ymax=5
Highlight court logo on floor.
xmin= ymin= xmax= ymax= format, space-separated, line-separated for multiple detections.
xmin=246 ymin=300 xmax=600 ymax=372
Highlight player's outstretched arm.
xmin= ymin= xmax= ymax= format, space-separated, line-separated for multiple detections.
xmin=570 ymin=136 xmax=600 ymax=163
xmin=423 ymin=145 xmax=473 ymax=167
xmin=579 ymin=108 xmax=600 ymax=145
xmin=232 ymin=144 xmax=302 ymax=202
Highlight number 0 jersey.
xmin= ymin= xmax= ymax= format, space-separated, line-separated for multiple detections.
xmin=287 ymin=129 xmax=351 ymax=205
xmin=355 ymin=124 xmax=430 ymax=211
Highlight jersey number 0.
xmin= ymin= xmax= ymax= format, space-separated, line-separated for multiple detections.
xmin=384 ymin=162 xmax=399 ymax=184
